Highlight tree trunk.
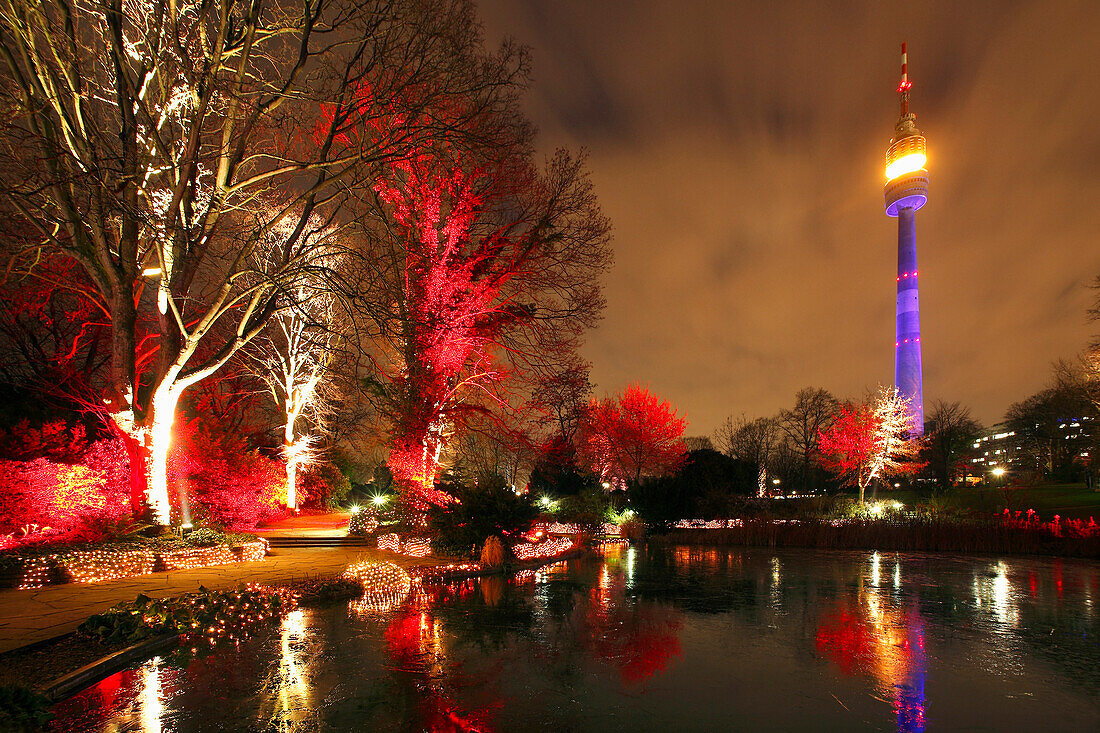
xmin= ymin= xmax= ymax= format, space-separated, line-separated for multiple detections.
xmin=144 ymin=384 xmax=183 ymax=526
xmin=284 ymin=418 xmax=298 ymax=511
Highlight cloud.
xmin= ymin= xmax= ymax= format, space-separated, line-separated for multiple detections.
xmin=480 ymin=0 xmax=1100 ymax=434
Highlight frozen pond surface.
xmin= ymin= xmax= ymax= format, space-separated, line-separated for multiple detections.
xmin=52 ymin=545 xmax=1099 ymax=731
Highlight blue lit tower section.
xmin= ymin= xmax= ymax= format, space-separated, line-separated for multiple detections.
xmin=884 ymin=42 xmax=928 ymax=435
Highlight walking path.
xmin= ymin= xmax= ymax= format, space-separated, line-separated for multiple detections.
xmin=0 ymin=513 xmax=449 ymax=654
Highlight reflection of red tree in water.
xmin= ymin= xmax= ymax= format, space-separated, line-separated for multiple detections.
xmin=51 ymin=669 xmax=137 ymax=728
xmin=385 ymin=608 xmax=497 ymax=732
xmin=578 ymin=563 xmax=683 ymax=686
xmin=815 ymin=608 xmax=878 ymax=676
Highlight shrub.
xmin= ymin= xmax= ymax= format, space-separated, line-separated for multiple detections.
xmin=0 ymin=439 xmax=131 ymax=542
xmin=428 ymin=475 xmax=539 ymax=557
xmin=0 ymin=685 xmax=52 ymax=731
xmin=480 ymin=536 xmax=504 ymax=566
xmin=169 ymin=419 xmax=286 ymax=529
xmin=557 ymin=487 xmax=610 ymax=532
xmin=79 ymin=585 xmax=294 ymax=645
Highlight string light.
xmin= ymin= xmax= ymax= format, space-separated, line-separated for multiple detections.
xmin=511 ymin=536 xmax=574 ymax=560
xmin=344 ymin=560 xmax=413 ymax=614
xmin=16 ymin=539 xmax=269 ymax=589
xmin=376 ymin=532 xmax=432 ymax=557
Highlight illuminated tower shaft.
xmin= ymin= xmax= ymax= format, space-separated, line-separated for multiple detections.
xmin=895 ymin=208 xmax=923 ymax=431
xmin=884 ymin=42 xmax=927 ymax=434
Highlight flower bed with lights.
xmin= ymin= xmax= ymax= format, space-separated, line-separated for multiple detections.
xmin=535 ymin=521 xmax=621 ymax=537
xmin=376 ymin=532 xmax=432 ymax=558
xmin=511 ymin=536 xmax=576 ymax=561
xmin=2 ymin=538 xmax=269 ymax=589
xmin=347 ymin=508 xmax=381 ymax=535
xmin=78 ymin=583 xmax=295 ymax=647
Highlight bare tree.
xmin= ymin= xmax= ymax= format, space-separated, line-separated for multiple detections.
xmin=715 ymin=414 xmax=779 ymax=496
xmin=778 ymin=387 xmax=837 ymax=494
xmin=922 ymin=400 xmax=981 ymax=491
xmin=0 ymin=0 xmax=529 ymax=523
xmin=248 ymin=286 xmax=341 ymax=511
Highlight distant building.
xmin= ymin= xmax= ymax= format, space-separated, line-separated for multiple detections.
xmin=967 ymin=416 xmax=1094 ymax=484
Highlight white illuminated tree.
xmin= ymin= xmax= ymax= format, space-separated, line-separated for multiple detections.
xmin=251 ymin=284 xmax=341 ymax=511
xmin=818 ymin=386 xmax=923 ymax=503
xmin=0 ymin=0 xmax=529 ymax=524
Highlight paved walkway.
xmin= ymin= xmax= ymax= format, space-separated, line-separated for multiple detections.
xmin=250 ymin=511 xmax=353 ymax=538
xmin=0 ymin=544 xmax=440 ymax=654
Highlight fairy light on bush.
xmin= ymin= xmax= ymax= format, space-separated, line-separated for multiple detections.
xmin=14 ymin=539 xmax=268 ymax=589
xmin=376 ymin=532 xmax=431 ymax=557
xmin=344 ymin=560 xmax=413 ymax=614
xmin=511 ymin=536 xmax=574 ymax=561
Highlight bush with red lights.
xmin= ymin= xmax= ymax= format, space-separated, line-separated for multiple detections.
xmin=0 ymin=421 xmax=130 ymax=544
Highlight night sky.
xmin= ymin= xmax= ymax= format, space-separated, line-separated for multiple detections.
xmin=480 ymin=0 xmax=1100 ymax=435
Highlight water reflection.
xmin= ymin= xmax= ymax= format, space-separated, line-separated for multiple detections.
xmin=51 ymin=547 xmax=1098 ymax=732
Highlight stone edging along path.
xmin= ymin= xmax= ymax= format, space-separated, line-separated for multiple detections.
xmin=34 ymin=545 xmax=588 ymax=703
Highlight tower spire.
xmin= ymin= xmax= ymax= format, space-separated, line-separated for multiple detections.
xmin=898 ymin=42 xmax=910 ymax=117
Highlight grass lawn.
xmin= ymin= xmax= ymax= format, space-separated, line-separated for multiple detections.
xmin=877 ymin=483 xmax=1100 ymax=521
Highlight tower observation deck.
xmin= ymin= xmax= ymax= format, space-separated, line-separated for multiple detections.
xmin=884 ymin=42 xmax=928 ymax=435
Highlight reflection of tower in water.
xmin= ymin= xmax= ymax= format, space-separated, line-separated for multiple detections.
xmin=815 ymin=554 xmax=928 ymax=732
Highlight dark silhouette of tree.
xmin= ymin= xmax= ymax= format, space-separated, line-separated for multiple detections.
xmin=922 ymin=400 xmax=981 ymax=491
xmin=778 ymin=387 xmax=838 ymax=494
xmin=715 ymin=414 xmax=780 ymax=496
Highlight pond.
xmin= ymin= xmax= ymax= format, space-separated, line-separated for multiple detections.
xmin=51 ymin=545 xmax=1099 ymax=731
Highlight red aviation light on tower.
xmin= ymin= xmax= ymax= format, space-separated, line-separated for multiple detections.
xmin=885 ymin=42 xmax=926 ymax=183
xmin=897 ymin=42 xmax=912 ymax=96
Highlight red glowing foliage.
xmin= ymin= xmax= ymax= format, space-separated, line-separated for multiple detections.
xmin=578 ymin=383 xmax=688 ymax=488
xmin=815 ymin=403 xmax=880 ymax=490
xmin=0 ymin=423 xmax=130 ymax=543
xmin=816 ymin=391 xmax=922 ymax=501
xmin=999 ymin=508 xmax=1100 ymax=539
xmin=374 ymin=151 xmax=518 ymax=504
xmin=168 ymin=419 xmax=286 ymax=530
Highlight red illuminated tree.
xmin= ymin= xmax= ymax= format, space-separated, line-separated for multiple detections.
xmin=353 ymin=138 xmax=611 ymax=506
xmin=578 ymin=384 xmax=688 ymax=489
xmin=817 ymin=386 xmax=923 ymax=503
xmin=0 ymin=0 xmax=531 ymax=524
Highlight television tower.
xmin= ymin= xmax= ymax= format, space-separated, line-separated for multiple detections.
xmin=884 ymin=42 xmax=928 ymax=435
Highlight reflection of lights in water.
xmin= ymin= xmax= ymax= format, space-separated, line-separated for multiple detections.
xmin=626 ymin=546 xmax=636 ymax=587
xmin=278 ymin=610 xmax=310 ymax=721
xmin=139 ymin=657 xmax=163 ymax=733
xmin=894 ymin=561 xmax=902 ymax=589
xmin=991 ymin=561 xmax=1017 ymax=627
xmin=971 ymin=561 xmax=1018 ymax=627
xmin=770 ymin=556 xmax=782 ymax=609
xmin=871 ymin=552 xmax=881 ymax=587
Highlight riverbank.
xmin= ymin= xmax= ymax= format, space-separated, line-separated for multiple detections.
xmin=650 ymin=517 xmax=1100 ymax=558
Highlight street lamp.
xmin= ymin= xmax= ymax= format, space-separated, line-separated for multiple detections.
xmin=990 ymin=466 xmax=1005 ymax=487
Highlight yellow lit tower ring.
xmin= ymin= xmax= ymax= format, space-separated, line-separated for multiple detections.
xmin=884 ymin=43 xmax=929 ymax=216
